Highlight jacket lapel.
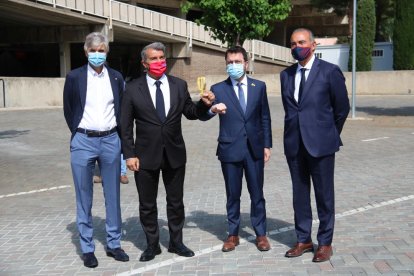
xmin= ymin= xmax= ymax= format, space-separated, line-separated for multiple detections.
xmin=79 ymin=65 xmax=88 ymax=110
xmin=289 ymin=64 xmax=298 ymax=104
xmin=245 ymin=77 xmax=256 ymax=119
xmin=166 ymin=75 xmax=178 ymax=119
xmin=107 ymin=66 xmax=120 ymax=117
xmin=301 ymin=58 xmax=320 ymax=102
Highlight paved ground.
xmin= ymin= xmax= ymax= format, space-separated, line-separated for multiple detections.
xmin=0 ymin=95 xmax=413 ymax=275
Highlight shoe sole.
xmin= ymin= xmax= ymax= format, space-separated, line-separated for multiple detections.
xmin=312 ymin=251 xmax=333 ymax=262
xmin=285 ymin=247 xmax=314 ymax=258
xmin=167 ymin=248 xmax=195 ymax=257
xmin=106 ymin=252 xmax=129 ymax=262
xmin=222 ymin=242 xmax=240 ymax=252
xmin=139 ymin=248 xmax=161 ymax=262
xmin=84 ymin=263 xmax=98 ymax=268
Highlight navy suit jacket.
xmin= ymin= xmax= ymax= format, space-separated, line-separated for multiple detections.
xmin=63 ymin=65 xmax=124 ymax=138
xmin=202 ymin=77 xmax=272 ymax=162
xmin=120 ymin=75 xmax=210 ymax=170
xmin=280 ymin=57 xmax=350 ymax=158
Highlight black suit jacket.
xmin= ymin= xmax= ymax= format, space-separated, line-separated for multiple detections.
xmin=120 ymin=75 xmax=209 ymax=170
xmin=63 ymin=65 xmax=124 ymax=138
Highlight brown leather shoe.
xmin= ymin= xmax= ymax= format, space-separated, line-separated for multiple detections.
xmin=312 ymin=245 xmax=333 ymax=262
xmin=256 ymin=236 xmax=270 ymax=251
xmin=120 ymin=175 xmax=129 ymax=184
xmin=222 ymin=235 xmax=239 ymax=252
xmin=285 ymin=242 xmax=314 ymax=257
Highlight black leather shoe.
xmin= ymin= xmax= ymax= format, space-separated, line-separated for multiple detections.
xmin=106 ymin=247 xmax=129 ymax=262
xmin=83 ymin=252 xmax=98 ymax=268
xmin=168 ymin=243 xmax=195 ymax=257
xmin=139 ymin=245 xmax=162 ymax=262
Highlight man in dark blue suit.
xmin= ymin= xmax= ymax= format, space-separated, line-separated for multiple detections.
xmin=280 ymin=28 xmax=350 ymax=262
xmin=202 ymin=46 xmax=272 ymax=252
xmin=63 ymin=32 xmax=129 ymax=268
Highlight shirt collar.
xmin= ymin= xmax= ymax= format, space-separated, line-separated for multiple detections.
xmin=87 ymin=64 xmax=106 ymax=77
xmin=230 ymin=74 xmax=248 ymax=87
xmin=146 ymin=74 xmax=167 ymax=87
xmin=297 ymin=54 xmax=315 ymax=72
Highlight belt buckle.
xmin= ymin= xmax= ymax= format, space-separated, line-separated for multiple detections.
xmin=86 ymin=130 xmax=98 ymax=137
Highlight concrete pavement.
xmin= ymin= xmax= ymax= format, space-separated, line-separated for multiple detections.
xmin=0 ymin=95 xmax=413 ymax=275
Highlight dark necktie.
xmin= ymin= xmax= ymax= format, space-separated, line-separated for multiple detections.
xmin=155 ymin=80 xmax=166 ymax=122
xmin=237 ymin=83 xmax=246 ymax=113
xmin=298 ymin=68 xmax=306 ymax=103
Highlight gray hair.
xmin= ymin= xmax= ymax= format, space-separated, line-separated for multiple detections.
xmin=83 ymin=32 xmax=109 ymax=52
xmin=141 ymin=42 xmax=166 ymax=61
xmin=291 ymin=28 xmax=315 ymax=42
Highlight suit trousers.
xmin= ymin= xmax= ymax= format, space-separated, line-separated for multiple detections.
xmin=221 ymin=145 xmax=266 ymax=237
xmin=286 ymin=140 xmax=335 ymax=245
xmin=70 ymin=132 xmax=122 ymax=253
xmin=134 ymin=151 xmax=186 ymax=247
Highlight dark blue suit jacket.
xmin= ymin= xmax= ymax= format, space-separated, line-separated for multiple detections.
xmin=280 ymin=58 xmax=350 ymax=158
xmin=202 ymin=77 xmax=272 ymax=162
xmin=63 ymin=65 xmax=124 ymax=138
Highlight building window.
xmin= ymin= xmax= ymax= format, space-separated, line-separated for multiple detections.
xmin=315 ymin=52 xmax=322 ymax=59
xmin=372 ymin=49 xmax=384 ymax=57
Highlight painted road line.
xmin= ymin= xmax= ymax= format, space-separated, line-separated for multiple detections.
xmin=0 ymin=185 xmax=71 ymax=199
xmin=362 ymin=137 xmax=389 ymax=142
xmin=117 ymin=194 xmax=414 ymax=276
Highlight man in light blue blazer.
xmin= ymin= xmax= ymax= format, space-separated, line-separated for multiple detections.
xmin=280 ymin=28 xmax=350 ymax=262
xmin=202 ymin=46 xmax=272 ymax=252
xmin=63 ymin=32 xmax=129 ymax=268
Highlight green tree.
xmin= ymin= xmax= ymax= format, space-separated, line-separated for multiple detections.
xmin=375 ymin=0 xmax=395 ymax=41
xmin=393 ymin=0 xmax=414 ymax=69
xmin=181 ymin=0 xmax=291 ymax=47
xmin=349 ymin=0 xmax=376 ymax=71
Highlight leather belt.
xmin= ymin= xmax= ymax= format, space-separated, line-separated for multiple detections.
xmin=76 ymin=127 xmax=117 ymax=137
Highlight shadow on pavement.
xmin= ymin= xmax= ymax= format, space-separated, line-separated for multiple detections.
xmin=186 ymin=210 xmax=295 ymax=247
xmin=67 ymin=211 xmax=296 ymax=256
xmin=356 ymin=106 xmax=414 ymax=116
xmin=0 ymin=129 xmax=30 ymax=139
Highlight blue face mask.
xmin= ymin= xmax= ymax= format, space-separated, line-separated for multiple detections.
xmin=291 ymin=47 xmax=311 ymax=61
xmin=88 ymin=52 xmax=107 ymax=67
xmin=226 ymin=63 xmax=245 ymax=80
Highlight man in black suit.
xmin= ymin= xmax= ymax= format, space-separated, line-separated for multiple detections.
xmin=280 ymin=28 xmax=350 ymax=262
xmin=120 ymin=42 xmax=214 ymax=262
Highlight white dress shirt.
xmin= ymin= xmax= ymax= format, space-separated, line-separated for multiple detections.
xmin=78 ymin=65 xmax=117 ymax=131
xmin=146 ymin=74 xmax=171 ymax=116
xmin=294 ymin=54 xmax=315 ymax=102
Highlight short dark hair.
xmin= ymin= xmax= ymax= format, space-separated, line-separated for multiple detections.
xmin=225 ymin=46 xmax=248 ymax=62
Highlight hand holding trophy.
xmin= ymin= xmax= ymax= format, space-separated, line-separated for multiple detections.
xmin=197 ymin=76 xmax=215 ymax=106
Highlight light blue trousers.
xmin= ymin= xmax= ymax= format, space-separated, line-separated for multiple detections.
xmin=70 ymin=131 xmax=122 ymax=253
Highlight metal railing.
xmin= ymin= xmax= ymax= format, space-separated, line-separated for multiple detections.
xmin=34 ymin=0 xmax=293 ymax=63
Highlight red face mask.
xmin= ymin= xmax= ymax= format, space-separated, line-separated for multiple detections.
xmin=148 ymin=60 xmax=167 ymax=77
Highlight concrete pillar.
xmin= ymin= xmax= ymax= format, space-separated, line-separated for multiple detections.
xmin=59 ymin=42 xmax=71 ymax=77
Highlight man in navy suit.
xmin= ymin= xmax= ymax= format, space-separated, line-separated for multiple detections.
xmin=63 ymin=32 xmax=129 ymax=268
xmin=280 ymin=28 xmax=350 ymax=262
xmin=202 ymin=46 xmax=272 ymax=252
xmin=120 ymin=42 xmax=215 ymax=262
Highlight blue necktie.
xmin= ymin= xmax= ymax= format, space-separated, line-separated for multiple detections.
xmin=155 ymin=81 xmax=166 ymax=122
xmin=237 ymin=83 xmax=246 ymax=113
xmin=298 ymin=68 xmax=306 ymax=103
